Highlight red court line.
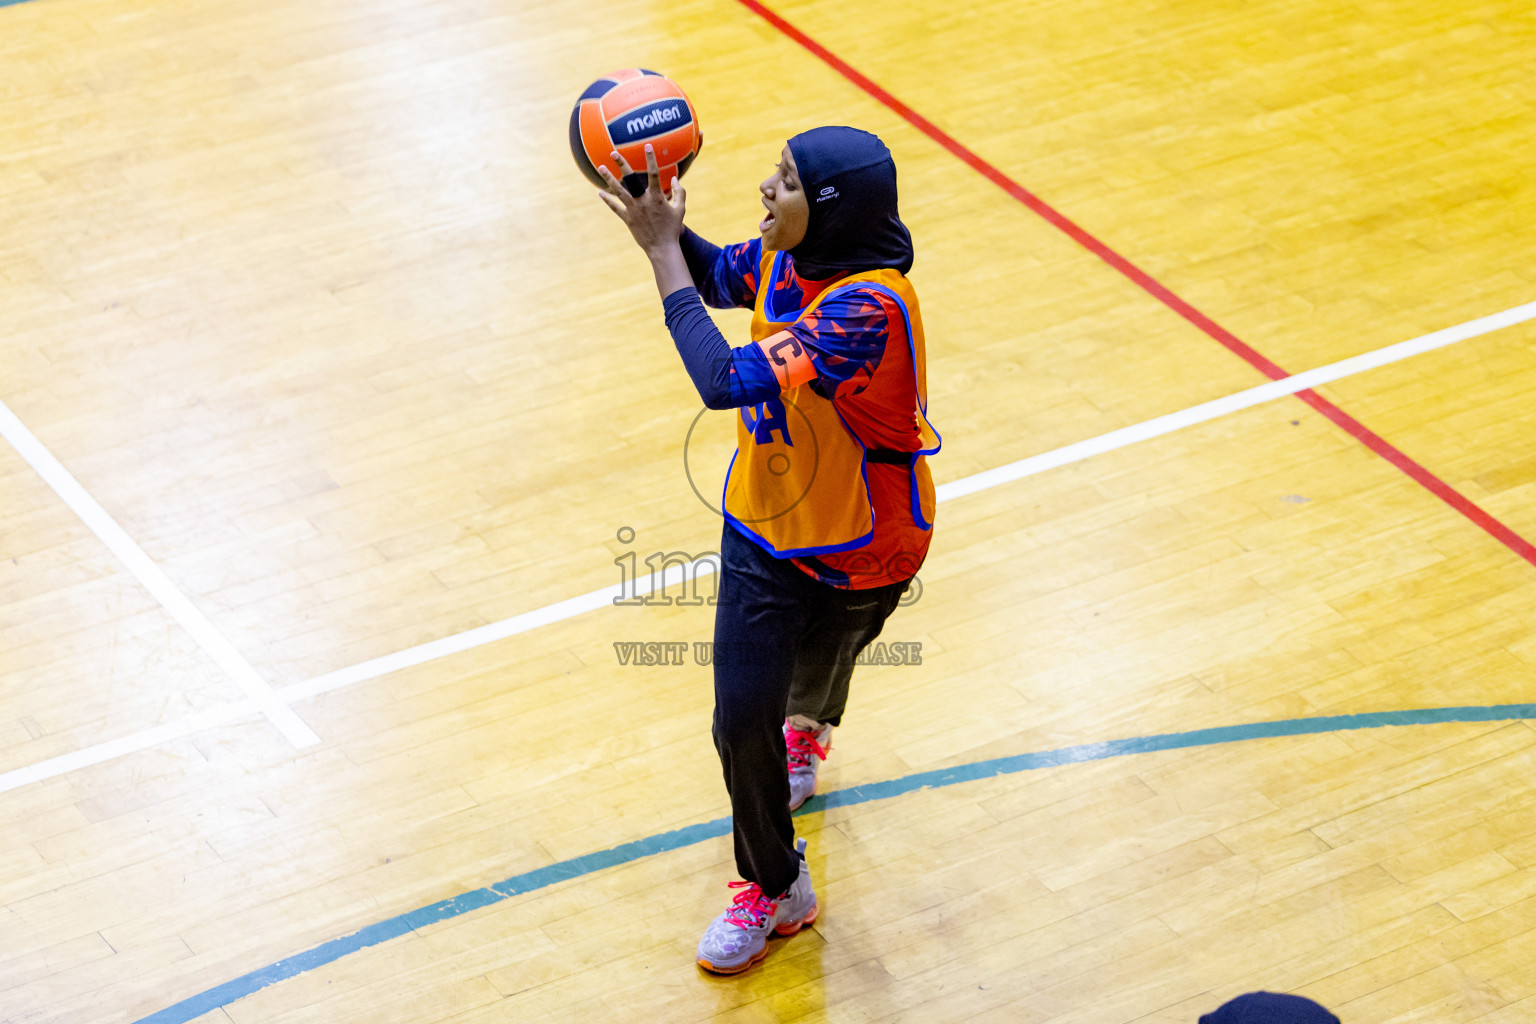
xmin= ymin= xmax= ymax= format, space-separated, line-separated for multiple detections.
xmin=736 ymin=0 xmax=1536 ymax=570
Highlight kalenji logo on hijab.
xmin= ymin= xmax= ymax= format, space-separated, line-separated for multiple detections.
xmin=817 ymin=185 xmax=840 ymax=202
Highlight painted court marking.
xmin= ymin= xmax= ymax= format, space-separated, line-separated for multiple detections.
xmin=935 ymin=298 xmax=1536 ymax=501
xmin=2 ymin=3 xmax=1530 ymax=1017
xmin=4 ymin=0 xmax=1534 ymax=789
xmin=734 ymin=0 xmax=1536 ymax=571
xmin=0 ymin=399 xmax=320 ymax=750
xmin=132 ymin=702 xmax=1536 ymax=1023
xmin=3 ymin=297 xmax=1535 ymax=794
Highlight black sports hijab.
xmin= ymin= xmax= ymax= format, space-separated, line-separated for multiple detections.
xmin=1199 ymin=993 xmax=1340 ymax=1024
xmin=786 ymin=126 xmax=914 ymax=278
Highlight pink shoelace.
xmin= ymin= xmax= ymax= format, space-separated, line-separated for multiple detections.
xmin=723 ymin=881 xmax=779 ymax=930
xmin=784 ymin=726 xmax=829 ymax=771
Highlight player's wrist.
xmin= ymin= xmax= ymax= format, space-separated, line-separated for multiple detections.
xmin=645 ymin=236 xmax=683 ymax=261
xmin=647 ymin=241 xmax=693 ymax=298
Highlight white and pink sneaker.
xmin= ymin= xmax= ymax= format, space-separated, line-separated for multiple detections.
xmin=784 ymin=720 xmax=833 ymax=811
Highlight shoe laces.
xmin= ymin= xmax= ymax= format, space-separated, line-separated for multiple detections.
xmin=723 ymin=881 xmax=778 ymax=930
xmin=785 ymin=726 xmax=828 ymax=771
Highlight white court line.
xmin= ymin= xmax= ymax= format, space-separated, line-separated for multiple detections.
xmin=0 ymin=700 xmax=266 ymax=791
xmin=2 ymin=298 xmax=1534 ymax=794
xmin=275 ymin=558 xmax=720 ymax=703
xmin=0 ymin=564 xmax=710 ymax=792
xmin=937 ymin=299 xmax=1536 ymax=501
xmin=0 ymin=400 xmax=320 ymax=750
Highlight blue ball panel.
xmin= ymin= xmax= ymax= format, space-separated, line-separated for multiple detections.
xmin=605 ymin=99 xmax=692 ymax=145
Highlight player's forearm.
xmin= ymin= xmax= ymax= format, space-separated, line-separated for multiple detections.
xmin=662 ymin=287 xmax=733 ymax=409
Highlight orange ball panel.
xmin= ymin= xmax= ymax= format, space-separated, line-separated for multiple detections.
xmin=598 ymin=77 xmax=686 ymax=122
xmin=609 ymin=142 xmax=680 ymax=196
xmin=640 ymin=124 xmax=698 ymax=168
xmin=578 ymin=100 xmax=617 ymax=180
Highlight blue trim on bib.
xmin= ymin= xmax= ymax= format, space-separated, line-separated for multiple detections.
xmin=904 ymin=453 xmax=934 ymax=530
xmin=723 ymin=513 xmax=876 ymax=559
xmin=822 ymin=281 xmax=937 ymax=529
xmin=760 ymin=250 xmax=805 ymax=324
xmin=842 ymin=281 xmax=942 ymax=457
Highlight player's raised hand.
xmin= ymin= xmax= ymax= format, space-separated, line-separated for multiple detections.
xmin=597 ymin=144 xmax=686 ymax=256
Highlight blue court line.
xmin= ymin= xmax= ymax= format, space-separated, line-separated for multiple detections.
xmin=134 ymin=703 xmax=1536 ymax=1023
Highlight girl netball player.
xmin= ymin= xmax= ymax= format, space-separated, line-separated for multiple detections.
xmin=597 ymin=126 xmax=938 ymax=974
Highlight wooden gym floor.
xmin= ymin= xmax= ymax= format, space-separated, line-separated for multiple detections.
xmin=2 ymin=0 xmax=1535 ymax=1020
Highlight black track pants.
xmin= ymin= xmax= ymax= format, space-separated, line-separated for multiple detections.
xmin=711 ymin=523 xmax=908 ymax=897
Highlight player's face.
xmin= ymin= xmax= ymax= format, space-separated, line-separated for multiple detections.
xmin=759 ymin=146 xmax=809 ymax=251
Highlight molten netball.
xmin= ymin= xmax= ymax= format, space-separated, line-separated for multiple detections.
xmin=569 ymin=68 xmax=701 ymax=197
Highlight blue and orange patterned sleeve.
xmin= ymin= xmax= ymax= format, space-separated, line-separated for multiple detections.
xmin=662 ymin=288 xmax=780 ymax=410
xmin=680 ymin=229 xmax=762 ymax=309
xmin=785 ymin=286 xmax=893 ymax=399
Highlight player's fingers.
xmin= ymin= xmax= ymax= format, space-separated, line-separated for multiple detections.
xmin=644 ymin=144 xmax=661 ymax=193
xmin=597 ymin=189 xmax=626 ymax=215
xmin=670 ymin=176 xmax=685 ymax=211
xmin=596 ymin=163 xmax=632 ymax=203
xmin=610 ymin=150 xmax=636 ymax=179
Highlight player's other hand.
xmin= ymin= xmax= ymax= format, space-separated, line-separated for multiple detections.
xmin=597 ymin=144 xmax=686 ymax=257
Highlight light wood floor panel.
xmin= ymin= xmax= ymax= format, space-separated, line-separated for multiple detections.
xmin=0 ymin=444 xmax=241 ymax=774
xmin=15 ymin=385 xmax=1533 ymax=1019
xmin=3 ymin=0 xmax=1534 ymax=1020
xmin=774 ymin=0 xmax=1536 ymax=373
xmin=2 ymin=0 xmax=1307 ymax=690
xmin=1318 ymin=322 xmax=1536 ymax=540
